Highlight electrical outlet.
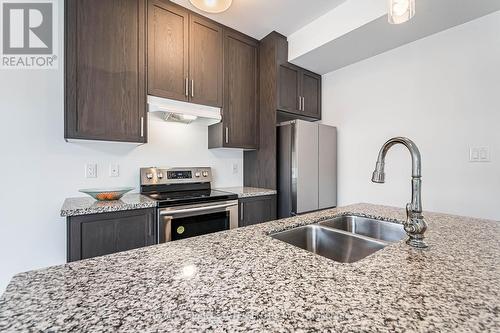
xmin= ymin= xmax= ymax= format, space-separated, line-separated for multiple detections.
xmin=232 ymin=163 xmax=238 ymax=174
xmin=85 ymin=163 xmax=97 ymax=178
xmin=109 ymin=164 xmax=120 ymax=177
xmin=470 ymin=147 xmax=491 ymax=162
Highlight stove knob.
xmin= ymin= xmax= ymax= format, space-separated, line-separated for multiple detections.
xmin=146 ymin=173 xmax=154 ymax=180
xmin=195 ymin=172 xmax=201 ymax=178
xmin=202 ymin=171 xmax=209 ymax=177
xmin=157 ymin=173 xmax=164 ymax=179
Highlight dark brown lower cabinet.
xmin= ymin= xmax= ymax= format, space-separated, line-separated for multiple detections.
xmin=239 ymin=195 xmax=277 ymax=227
xmin=67 ymin=209 xmax=156 ymax=262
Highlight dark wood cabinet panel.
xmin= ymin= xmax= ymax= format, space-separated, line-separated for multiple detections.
xmin=209 ymin=30 xmax=259 ymax=149
xmin=189 ymin=15 xmax=223 ymax=107
xmin=239 ymin=195 xmax=277 ymax=227
xmin=67 ymin=209 xmax=156 ymax=262
xmin=65 ymin=0 xmax=147 ymax=143
xmin=244 ymin=32 xmax=288 ymax=190
xmin=278 ymin=64 xmax=301 ymax=114
xmin=148 ymin=0 xmax=189 ymax=101
xmin=147 ymin=2 xmax=223 ymax=107
xmin=277 ymin=61 xmax=321 ymax=120
xmin=301 ymin=71 xmax=322 ymax=119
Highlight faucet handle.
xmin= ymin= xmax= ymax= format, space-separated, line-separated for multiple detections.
xmin=404 ymin=202 xmax=428 ymax=248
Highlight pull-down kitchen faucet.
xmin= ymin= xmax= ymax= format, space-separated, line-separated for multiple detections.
xmin=372 ymin=137 xmax=428 ymax=248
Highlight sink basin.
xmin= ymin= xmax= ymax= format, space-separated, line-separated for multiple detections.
xmin=270 ymin=225 xmax=387 ymax=263
xmin=319 ymin=215 xmax=406 ymax=243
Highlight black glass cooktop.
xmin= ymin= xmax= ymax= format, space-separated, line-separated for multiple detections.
xmin=145 ymin=189 xmax=237 ymax=207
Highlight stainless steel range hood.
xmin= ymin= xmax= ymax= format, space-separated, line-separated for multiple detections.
xmin=147 ymin=95 xmax=222 ymax=125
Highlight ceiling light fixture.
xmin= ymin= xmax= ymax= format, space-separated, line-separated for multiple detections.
xmin=189 ymin=0 xmax=233 ymax=14
xmin=388 ymin=0 xmax=415 ymax=24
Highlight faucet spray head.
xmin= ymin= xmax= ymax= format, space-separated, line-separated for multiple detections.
xmin=371 ymin=162 xmax=385 ymax=183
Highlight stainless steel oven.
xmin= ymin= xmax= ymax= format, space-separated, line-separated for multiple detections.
xmin=140 ymin=167 xmax=239 ymax=243
xmin=158 ymin=200 xmax=238 ymax=242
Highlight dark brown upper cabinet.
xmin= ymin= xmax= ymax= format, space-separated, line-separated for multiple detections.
xmin=277 ymin=63 xmax=322 ymax=120
xmin=65 ymin=0 xmax=147 ymax=143
xmin=148 ymin=0 xmax=189 ymax=101
xmin=209 ymin=30 xmax=259 ymax=149
xmin=301 ymin=70 xmax=322 ymax=119
xmin=147 ymin=0 xmax=223 ymax=107
xmin=189 ymin=16 xmax=223 ymax=107
xmin=278 ymin=63 xmax=301 ymax=114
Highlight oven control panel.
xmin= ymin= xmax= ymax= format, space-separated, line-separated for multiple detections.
xmin=140 ymin=167 xmax=212 ymax=185
xmin=167 ymin=170 xmax=192 ymax=180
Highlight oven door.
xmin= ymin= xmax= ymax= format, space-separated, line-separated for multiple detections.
xmin=158 ymin=200 xmax=239 ymax=243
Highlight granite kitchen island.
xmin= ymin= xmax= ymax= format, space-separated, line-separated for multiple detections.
xmin=0 ymin=204 xmax=498 ymax=332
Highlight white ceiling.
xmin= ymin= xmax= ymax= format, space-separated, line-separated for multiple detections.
xmin=170 ymin=0 xmax=347 ymax=39
xmin=291 ymin=0 xmax=500 ymax=74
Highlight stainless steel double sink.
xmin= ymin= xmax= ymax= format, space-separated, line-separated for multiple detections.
xmin=270 ymin=215 xmax=406 ymax=263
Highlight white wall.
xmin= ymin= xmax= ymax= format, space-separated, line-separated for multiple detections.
xmin=321 ymin=11 xmax=500 ymax=221
xmin=0 ymin=0 xmax=243 ymax=293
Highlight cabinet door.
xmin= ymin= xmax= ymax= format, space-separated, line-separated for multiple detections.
xmin=68 ymin=209 xmax=156 ymax=262
xmin=301 ymin=70 xmax=322 ymax=119
xmin=278 ymin=64 xmax=300 ymax=114
xmin=189 ymin=15 xmax=223 ymax=107
xmin=223 ymin=30 xmax=259 ymax=149
xmin=65 ymin=0 xmax=147 ymax=143
xmin=148 ymin=0 xmax=189 ymax=101
xmin=239 ymin=195 xmax=277 ymax=227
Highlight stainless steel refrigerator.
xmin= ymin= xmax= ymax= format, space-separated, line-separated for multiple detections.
xmin=277 ymin=120 xmax=337 ymax=218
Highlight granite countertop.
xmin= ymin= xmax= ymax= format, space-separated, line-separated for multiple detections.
xmin=2 ymin=203 xmax=499 ymax=332
xmin=60 ymin=194 xmax=157 ymax=217
xmin=217 ymin=186 xmax=277 ymax=198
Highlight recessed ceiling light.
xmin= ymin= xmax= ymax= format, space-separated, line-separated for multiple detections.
xmin=189 ymin=0 xmax=233 ymax=14
xmin=388 ymin=0 xmax=415 ymax=24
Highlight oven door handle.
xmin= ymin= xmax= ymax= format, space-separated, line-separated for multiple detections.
xmin=159 ymin=202 xmax=237 ymax=216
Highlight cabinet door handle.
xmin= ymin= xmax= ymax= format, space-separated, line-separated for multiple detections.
xmin=298 ymin=96 xmax=302 ymax=111
xmin=148 ymin=218 xmax=152 ymax=237
xmin=302 ymin=97 xmax=305 ymax=112
xmin=140 ymin=117 xmax=144 ymax=137
xmin=191 ymin=80 xmax=194 ymax=98
xmin=240 ymin=203 xmax=244 ymax=221
xmin=225 ymin=127 xmax=229 ymax=144
xmin=185 ymin=78 xmax=189 ymax=97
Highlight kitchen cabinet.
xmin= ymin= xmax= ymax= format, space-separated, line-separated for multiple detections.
xmin=239 ymin=195 xmax=277 ymax=227
xmin=277 ymin=63 xmax=321 ymax=120
xmin=209 ymin=30 xmax=259 ymax=149
xmin=189 ymin=15 xmax=223 ymax=107
xmin=65 ymin=0 xmax=147 ymax=143
xmin=147 ymin=0 xmax=189 ymax=101
xmin=278 ymin=63 xmax=301 ymax=114
xmin=301 ymin=70 xmax=322 ymax=119
xmin=67 ymin=209 xmax=156 ymax=262
xmin=148 ymin=0 xmax=223 ymax=107
xmin=244 ymin=32 xmax=288 ymax=190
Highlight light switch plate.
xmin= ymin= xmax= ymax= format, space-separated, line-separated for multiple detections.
xmin=109 ymin=164 xmax=120 ymax=177
xmin=85 ymin=163 xmax=97 ymax=178
xmin=470 ymin=147 xmax=491 ymax=162
xmin=232 ymin=163 xmax=238 ymax=174
xmin=479 ymin=147 xmax=491 ymax=162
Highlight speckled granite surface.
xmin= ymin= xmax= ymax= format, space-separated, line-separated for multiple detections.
xmin=2 ymin=203 xmax=499 ymax=332
xmin=60 ymin=194 xmax=157 ymax=217
xmin=217 ymin=186 xmax=277 ymax=198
